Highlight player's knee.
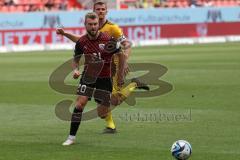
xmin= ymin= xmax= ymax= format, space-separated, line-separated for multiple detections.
xmin=75 ymin=105 xmax=83 ymax=111
xmin=97 ymin=110 xmax=108 ymax=119
xmin=111 ymin=94 xmax=121 ymax=106
xmin=97 ymin=106 xmax=108 ymax=119
xmin=75 ymin=97 xmax=88 ymax=110
xmin=111 ymin=98 xmax=118 ymax=106
xmin=76 ymin=101 xmax=87 ymax=109
xmin=99 ymin=114 xmax=107 ymax=119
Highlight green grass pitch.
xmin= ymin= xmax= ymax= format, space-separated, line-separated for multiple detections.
xmin=0 ymin=43 xmax=240 ymax=160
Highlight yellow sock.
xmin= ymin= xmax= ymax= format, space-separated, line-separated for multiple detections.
xmin=105 ymin=111 xmax=116 ymax=129
xmin=119 ymin=82 xmax=137 ymax=98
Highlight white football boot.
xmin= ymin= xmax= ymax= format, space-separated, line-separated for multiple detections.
xmin=62 ymin=135 xmax=76 ymax=146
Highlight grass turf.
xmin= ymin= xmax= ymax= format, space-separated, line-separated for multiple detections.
xmin=0 ymin=43 xmax=240 ymax=160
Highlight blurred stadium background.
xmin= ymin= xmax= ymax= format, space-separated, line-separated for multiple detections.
xmin=0 ymin=0 xmax=240 ymax=160
xmin=0 ymin=0 xmax=240 ymax=52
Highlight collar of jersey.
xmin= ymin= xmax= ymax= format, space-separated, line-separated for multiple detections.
xmin=99 ymin=20 xmax=108 ymax=30
xmin=87 ymin=32 xmax=102 ymax=41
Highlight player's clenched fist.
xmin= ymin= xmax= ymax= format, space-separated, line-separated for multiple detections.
xmin=73 ymin=69 xmax=80 ymax=79
xmin=56 ymin=28 xmax=65 ymax=35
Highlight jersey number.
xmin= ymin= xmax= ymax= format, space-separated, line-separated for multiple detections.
xmin=78 ymin=84 xmax=87 ymax=93
xmin=93 ymin=52 xmax=102 ymax=61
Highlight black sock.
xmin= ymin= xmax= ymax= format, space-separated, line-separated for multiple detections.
xmin=70 ymin=107 xmax=83 ymax=136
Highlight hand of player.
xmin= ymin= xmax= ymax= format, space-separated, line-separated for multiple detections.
xmin=56 ymin=28 xmax=65 ymax=35
xmin=73 ymin=69 xmax=80 ymax=79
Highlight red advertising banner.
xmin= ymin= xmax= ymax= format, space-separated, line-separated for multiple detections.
xmin=0 ymin=28 xmax=85 ymax=46
xmin=0 ymin=22 xmax=240 ymax=46
xmin=122 ymin=22 xmax=240 ymax=40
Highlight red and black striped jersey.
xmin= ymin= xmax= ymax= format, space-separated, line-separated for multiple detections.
xmin=74 ymin=32 xmax=117 ymax=78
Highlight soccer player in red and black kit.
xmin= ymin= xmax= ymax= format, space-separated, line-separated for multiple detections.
xmin=62 ymin=12 xmax=124 ymax=146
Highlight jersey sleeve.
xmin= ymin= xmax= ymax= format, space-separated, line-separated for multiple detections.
xmin=111 ymin=24 xmax=126 ymax=42
xmin=74 ymin=40 xmax=84 ymax=59
xmin=104 ymin=37 xmax=121 ymax=54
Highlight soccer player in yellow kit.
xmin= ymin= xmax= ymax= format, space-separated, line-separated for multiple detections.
xmin=56 ymin=0 xmax=149 ymax=133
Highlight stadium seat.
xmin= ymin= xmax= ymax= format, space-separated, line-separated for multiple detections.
xmin=167 ymin=1 xmax=174 ymax=7
xmin=123 ymin=0 xmax=137 ymax=2
xmin=120 ymin=3 xmax=129 ymax=9
xmin=16 ymin=5 xmax=25 ymax=12
xmin=54 ymin=0 xmax=62 ymax=4
xmin=9 ymin=5 xmax=16 ymax=12
xmin=176 ymin=1 xmax=183 ymax=7
xmin=19 ymin=0 xmax=29 ymax=5
xmin=182 ymin=1 xmax=189 ymax=7
xmin=228 ymin=0 xmax=236 ymax=6
xmin=24 ymin=5 xmax=30 ymax=12
xmin=1 ymin=6 xmax=9 ymax=12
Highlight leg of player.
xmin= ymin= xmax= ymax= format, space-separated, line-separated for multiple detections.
xmin=104 ymin=111 xmax=116 ymax=133
xmin=94 ymin=77 xmax=116 ymax=134
xmin=103 ymin=89 xmax=117 ymax=133
xmin=118 ymin=78 xmax=150 ymax=100
xmin=62 ymin=96 xmax=88 ymax=146
xmin=97 ymin=105 xmax=109 ymax=119
xmin=104 ymin=78 xmax=150 ymax=132
xmin=97 ymin=104 xmax=117 ymax=134
xmin=103 ymin=79 xmax=150 ymax=132
xmin=111 ymin=78 xmax=150 ymax=106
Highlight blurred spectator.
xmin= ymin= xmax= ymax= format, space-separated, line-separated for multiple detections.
xmin=153 ymin=0 xmax=161 ymax=7
xmin=58 ymin=0 xmax=68 ymax=11
xmin=189 ymin=0 xmax=202 ymax=7
xmin=143 ymin=0 xmax=154 ymax=8
xmin=159 ymin=0 xmax=168 ymax=7
xmin=28 ymin=4 xmax=40 ymax=12
xmin=4 ymin=0 xmax=15 ymax=6
xmin=172 ymin=0 xmax=179 ymax=7
xmin=68 ymin=0 xmax=82 ymax=10
xmin=44 ymin=0 xmax=55 ymax=11
xmin=1 ymin=0 xmax=240 ymax=13
xmin=203 ymin=0 xmax=214 ymax=7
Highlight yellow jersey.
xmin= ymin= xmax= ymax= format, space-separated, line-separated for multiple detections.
xmin=99 ymin=20 xmax=125 ymax=91
xmin=99 ymin=20 xmax=125 ymax=42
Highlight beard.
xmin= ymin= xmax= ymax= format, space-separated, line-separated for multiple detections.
xmin=87 ymin=29 xmax=98 ymax=37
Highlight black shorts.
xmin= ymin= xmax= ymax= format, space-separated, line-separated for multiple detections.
xmin=77 ymin=76 xmax=112 ymax=106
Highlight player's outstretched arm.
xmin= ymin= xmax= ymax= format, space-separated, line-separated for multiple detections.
xmin=121 ymin=40 xmax=132 ymax=76
xmin=121 ymin=40 xmax=132 ymax=59
xmin=112 ymin=24 xmax=132 ymax=59
xmin=56 ymin=28 xmax=81 ymax=43
xmin=110 ymin=24 xmax=132 ymax=78
xmin=117 ymin=53 xmax=126 ymax=87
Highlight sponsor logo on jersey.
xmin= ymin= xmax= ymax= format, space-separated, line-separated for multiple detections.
xmin=99 ymin=44 xmax=105 ymax=50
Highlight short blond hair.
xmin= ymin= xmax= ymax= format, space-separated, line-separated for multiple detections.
xmin=93 ymin=0 xmax=107 ymax=10
xmin=85 ymin=12 xmax=99 ymax=21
